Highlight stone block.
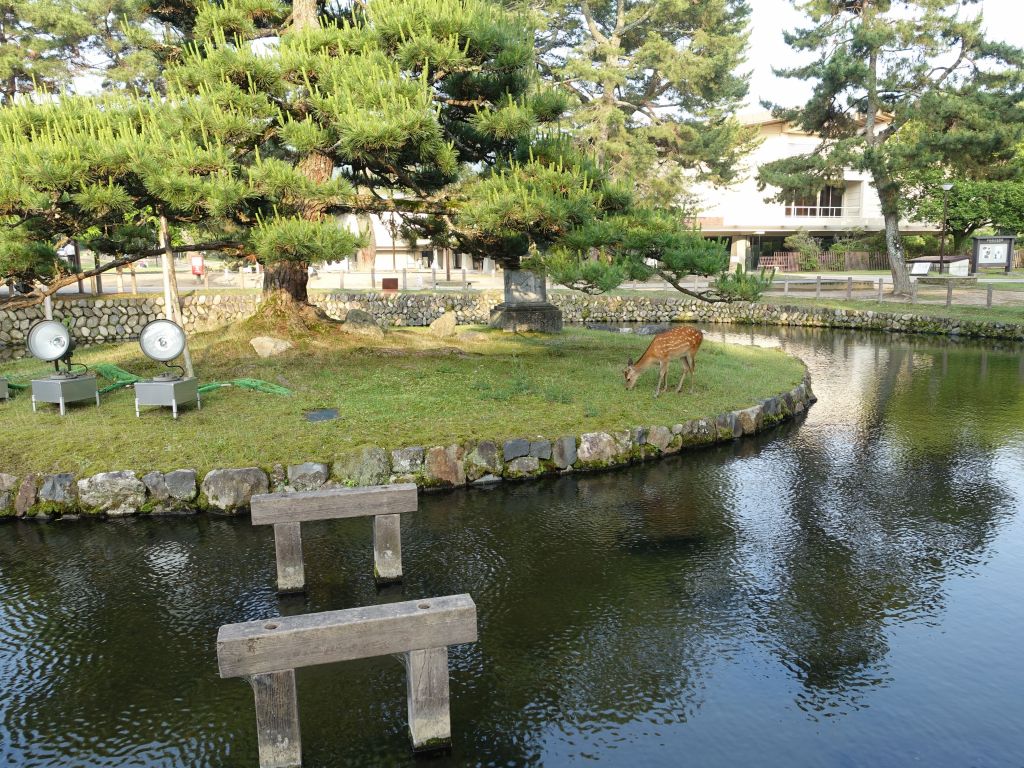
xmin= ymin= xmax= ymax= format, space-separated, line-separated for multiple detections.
xmin=0 ymin=473 xmax=19 ymax=516
xmin=528 ymin=440 xmax=552 ymax=460
xmin=286 ymin=462 xmax=330 ymax=492
xmin=15 ymin=474 xmax=39 ymax=516
xmin=577 ymin=433 xmax=617 ymax=466
xmin=464 ymin=441 xmax=501 ymax=482
xmin=503 ymin=438 xmax=530 ymax=461
xmin=424 ymin=445 xmax=465 ymax=487
xmin=201 ymin=468 xmax=269 ymax=514
xmin=78 ymin=471 xmax=147 ymax=517
xmin=505 ymin=456 xmax=540 ymax=478
xmin=646 ymin=426 xmax=673 ymax=452
xmin=38 ymin=473 xmax=77 ymax=513
xmin=552 ymin=436 xmax=577 ymax=469
xmin=428 ymin=312 xmax=457 ymax=338
xmin=334 ymin=447 xmax=390 ymax=487
xmin=391 ymin=447 xmax=425 ymax=477
xmin=250 ymin=336 xmax=294 ymax=358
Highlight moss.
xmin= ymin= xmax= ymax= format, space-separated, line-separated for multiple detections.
xmin=26 ymin=501 xmax=66 ymax=518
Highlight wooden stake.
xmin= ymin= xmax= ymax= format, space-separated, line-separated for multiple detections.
xmin=273 ymin=522 xmax=305 ymax=594
xmin=946 ymin=282 xmax=953 ymax=307
xmin=249 ymin=670 xmax=301 ymax=768
xmin=405 ymin=647 xmax=452 ymax=752
xmin=373 ymin=513 xmax=402 ymax=585
xmin=987 ymin=284 xmax=993 ymax=308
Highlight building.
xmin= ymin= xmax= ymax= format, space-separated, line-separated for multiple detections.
xmin=693 ymin=111 xmax=934 ymax=269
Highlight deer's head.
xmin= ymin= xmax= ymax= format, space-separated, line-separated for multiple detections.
xmin=623 ymin=358 xmax=640 ymax=390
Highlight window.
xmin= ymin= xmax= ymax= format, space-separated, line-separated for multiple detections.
xmin=785 ymin=186 xmax=844 ymax=217
xmin=421 ymin=250 xmax=434 ymax=268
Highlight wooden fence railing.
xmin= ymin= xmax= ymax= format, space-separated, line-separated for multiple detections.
xmin=760 ymin=251 xmax=890 ymax=272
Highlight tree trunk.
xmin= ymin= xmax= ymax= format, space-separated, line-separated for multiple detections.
xmin=882 ymin=211 xmax=912 ymax=295
xmin=263 ymin=260 xmax=310 ymax=303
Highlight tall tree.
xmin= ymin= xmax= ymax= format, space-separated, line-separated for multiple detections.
xmin=0 ymin=0 xmax=94 ymax=103
xmin=759 ymin=0 xmax=1024 ymax=295
xmin=531 ymin=0 xmax=756 ymax=208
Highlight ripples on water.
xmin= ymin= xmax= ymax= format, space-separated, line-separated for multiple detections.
xmin=1 ymin=326 xmax=1023 ymax=767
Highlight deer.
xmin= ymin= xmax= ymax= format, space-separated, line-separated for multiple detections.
xmin=623 ymin=326 xmax=703 ymax=397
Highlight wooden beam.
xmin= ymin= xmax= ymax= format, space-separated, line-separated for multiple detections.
xmin=249 ymin=670 xmax=301 ymax=768
xmin=251 ymin=483 xmax=418 ymax=526
xmin=273 ymin=522 xmax=305 ymax=594
xmin=372 ymin=513 xmax=402 ymax=585
xmin=217 ymin=595 xmax=477 ymax=678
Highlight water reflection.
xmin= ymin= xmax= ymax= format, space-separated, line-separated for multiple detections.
xmin=1 ymin=326 xmax=1023 ymax=766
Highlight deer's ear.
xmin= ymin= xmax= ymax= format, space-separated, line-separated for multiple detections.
xmin=626 ymin=357 xmax=633 ymax=367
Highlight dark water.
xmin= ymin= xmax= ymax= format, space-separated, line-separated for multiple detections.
xmin=2 ymin=326 xmax=1024 ymax=768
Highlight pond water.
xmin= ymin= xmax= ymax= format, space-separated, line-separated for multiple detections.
xmin=2 ymin=326 xmax=1023 ymax=767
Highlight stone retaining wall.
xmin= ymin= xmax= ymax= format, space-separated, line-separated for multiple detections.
xmin=0 ymin=374 xmax=815 ymax=520
xmin=2 ymin=291 xmax=1021 ymax=348
xmin=0 ymin=294 xmax=260 ymax=349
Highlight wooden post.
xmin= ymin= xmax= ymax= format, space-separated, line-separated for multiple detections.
xmin=784 ymin=280 xmax=789 ymax=295
xmin=431 ymin=267 xmax=437 ymax=289
xmin=241 ymin=270 xmax=247 ymax=290
xmin=204 ymin=270 xmax=210 ymax=290
xmin=946 ymin=281 xmax=953 ymax=307
xmin=987 ymin=284 xmax=993 ymax=308
xmin=273 ymin=522 xmax=305 ymax=594
xmin=371 ymin=267 xmax=376 ymax=288
xmin=130 ymin=265 xmax=139 ymax=294
xmin=249 ymin=670 xmax=301 ymax=768
xmin=251 ymin=484 xmax=417 ymax=593
xmin=846 ymin=276 xmax=853 ymax=299
xmin=911 ymin=281 xmax=917 ymax=304
xmin=815 ymin=275 xmax=821 ymax=298
xmin=404 ymin=647 xmax=452 ymax=751
xmin=402 ymin=268 xmax=407 ymax=290
xmin=373 ymin=513 xmax=402 ymax=585
xmin=94 ymin=250 xmax=103 ymax=294
xmin=116 ymin=267 xmax=126 ymax=294
xmin=339 ymin=271 xmax=344 ymax=290
xmin=877 ymin=278 xmax=883 ymax=301
xmin=217 ymin=595 xmax=478 ymax=758
xmin=461 ymin=267 xmax=467 ymax=288
xmin=43 ymin=295 xmax=53 ymax=320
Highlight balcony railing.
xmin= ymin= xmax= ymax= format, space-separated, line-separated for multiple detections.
xmin=784 ymin=204 xmax=861 ymax=218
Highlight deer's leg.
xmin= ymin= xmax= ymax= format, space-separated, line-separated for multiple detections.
xmin=675 ymin=355 xmax=689 ymax=393
xmin=690 ymin=356 xmax=698 ymax=393
xmin=655 ymin=361 xmax=667 ymax=397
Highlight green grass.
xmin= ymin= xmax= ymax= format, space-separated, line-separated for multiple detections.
xmin=0 ymin=326 xmax=804 ymax=477
xmin=761 ymin=296 xmax=1024 ymax=325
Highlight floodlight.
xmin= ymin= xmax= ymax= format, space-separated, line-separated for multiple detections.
xmin=139 ymin=319 xmax=187 ymax=380
xmin=134 ymin=319 xmax=200 ymax=418
xmin=26 ymin=320 xmax=98 ymax=415
xmin=27 ymin=320 xmax=82 ymax=379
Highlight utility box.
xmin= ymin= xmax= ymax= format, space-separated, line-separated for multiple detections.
xmin=0 ymin=378 xmax=9 ymax=401
xmin=31 ymin=375 xmax=99 ymax=416
xmin=134 ymin=377 xmax=201 ymax=419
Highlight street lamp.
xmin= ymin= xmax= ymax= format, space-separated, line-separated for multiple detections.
xmin=939 ymin=183 xmax=953 ymax=274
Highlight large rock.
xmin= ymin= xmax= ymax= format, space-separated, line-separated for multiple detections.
xmin=201 ymin=467 xmax=268 ymax=513
xmin=552 ymin=436 xmax=577 ymax=469
xmin=428 ymin=312 xmax=458 ymax=338
xmin=340 ymin=309 xmax=385 ymax=339
xmin=464 ymin=441 xmax=501 ymax=482
xmin=142 ymin=469 xmax=198 ymax=514
xmin=0 ymin=473 xmax=19 ymax=516
xmin=287 ymin=462 xmax=330 ymax=492
xmin=334 ymin=447 xmax=390 ymax=487
xmin=733 ymin=406 xmax=763 ymax=436
xmin=577 ymin=433 xmax=618 ymax=466
xmin=37 ymin=473 xmax=77 ymax=514
xmin=250 ymin=336 xmax=294 ymax=358
xmin=78 ymin=471 xmax=147 ymax=517
xmin=645 ymin=425 xmax=674 ymax=452
xmin=503 ymin=438 xmax=530 ymax=461
xmin=505 ymin=456 xmax=541 ymax=478
xmin=424 ymin=445 xmax=466 ymax=487
xmin=529 ymin=440 xmax=552 ymax=460
xmin=391 ymin=447 xmax=425 ymax=480
xmin=14 ymin=475 xmax=39 ymax=516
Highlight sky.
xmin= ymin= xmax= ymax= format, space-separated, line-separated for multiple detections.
xmin=746 ymin=0 xmax=1024 ymax=110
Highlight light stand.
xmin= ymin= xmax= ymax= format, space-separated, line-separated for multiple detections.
xmin=27 ymin=320 xmax=99 ymax=416
xmin=134 ymin=320 xmax=200 ymax=419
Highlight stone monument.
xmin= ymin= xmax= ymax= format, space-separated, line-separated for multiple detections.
xmin=489 ymin=270 xmax=563 ymax=333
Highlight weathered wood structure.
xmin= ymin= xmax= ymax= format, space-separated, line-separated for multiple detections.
xmin=250 ymin=483 xmax=417 ymax=592
xmin=217 ymin=594 xmax=478 ymax=766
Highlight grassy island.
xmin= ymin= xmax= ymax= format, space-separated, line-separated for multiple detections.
xmin=0 ymin=326 xmax=804 ymax=477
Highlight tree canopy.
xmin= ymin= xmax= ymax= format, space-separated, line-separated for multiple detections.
xmin=758 ymin=0 xmax=1024 ymax=294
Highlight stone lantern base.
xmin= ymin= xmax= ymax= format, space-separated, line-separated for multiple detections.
xmin=488 ymin=270 xmax=563 ymax=333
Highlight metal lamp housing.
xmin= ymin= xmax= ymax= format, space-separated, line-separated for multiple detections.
xmin=26 ymin=320 xmax=79 ymax=379
xmin=139 ymin=320 xmax=187 ymax=381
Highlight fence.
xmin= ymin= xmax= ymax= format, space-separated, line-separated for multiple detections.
xmin=761 ymin=251 xmax=890 ymax=272
xmin=767 ymin=274 xmax=1024 ymax=310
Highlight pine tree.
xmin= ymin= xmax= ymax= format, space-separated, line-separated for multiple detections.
xmin=758 ymin=0 xmax=1024 ymax=294
xmin=531 ymin=0 xmax=756 ymax=207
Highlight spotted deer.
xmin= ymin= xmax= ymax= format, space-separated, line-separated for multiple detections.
xmin=623 ymin=326 xmax=703 ymax=397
